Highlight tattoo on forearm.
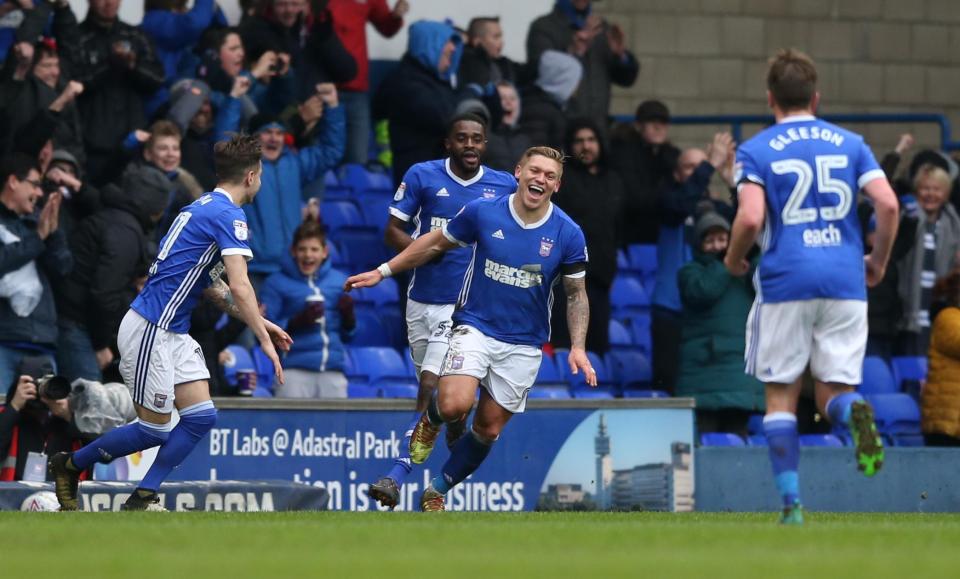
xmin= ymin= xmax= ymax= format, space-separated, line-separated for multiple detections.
xmin=204 ymin=278 xmax=242 ymax=319
xmin=563 ymin=276 xmax=589 ymax=350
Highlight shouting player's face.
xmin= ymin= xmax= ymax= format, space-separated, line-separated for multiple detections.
xmin=515 ymin=154 xmax=561 ymax=213
xmin=446 ymin=120 xmax=486 ymax=175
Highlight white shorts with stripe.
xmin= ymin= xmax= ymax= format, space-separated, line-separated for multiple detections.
xmin=744 ymin=298 xmax=867 ymax=385
xmin=117 ymin=309 xmax=210 ymax=413
xmin=405 ymin=299 xmax=455 ymax=376
xmin=441 ymin=325 xmax=542 ymax=414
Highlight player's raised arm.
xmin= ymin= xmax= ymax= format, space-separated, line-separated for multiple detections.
xmin=345 ymin=228 xmax=459 ymax=290
xmin=219 ymin=254 xmax=290 ymax=384
xmin=724 ymin=182 xmax=766 ymax=277
xmin=861 ymin=177 xmax=899 ymax=287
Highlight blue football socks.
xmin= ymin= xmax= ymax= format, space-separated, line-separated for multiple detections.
xmin=431 ymin=428 xmax=494 ymax=494
xmin=826 ymin=391 xmax=864 ymax=426
xmin=763 ymin=412 xmax=800 ymax=508
xmin=385 ymin=413 xmax=419 ymax=486
xmin=71 ymin=419 xmax=172 ymax=470
xmin=139 ymin=401 xmax=217 ymax=492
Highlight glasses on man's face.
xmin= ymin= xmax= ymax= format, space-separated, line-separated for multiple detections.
xmin=23 ymin=179 xmax=43 ymax=190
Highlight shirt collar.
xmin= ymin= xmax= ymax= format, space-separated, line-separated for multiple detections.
xmin=778 ymin=114 xmax=817 ymax=124
xmin=508 ymin=193 xmax=553 ymax=229
xmin=445 ymin=158 xmax=484 ymax=187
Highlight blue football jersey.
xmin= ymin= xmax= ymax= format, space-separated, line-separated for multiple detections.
xmin=736 ymin=115 xmax=886 ymax=303
xmin=389 ymin=159 xmax=516 ymax=304
xmin=131 ymin=189 xmax=253 ymax=333
xmin=443 ymin=194 xmax=588 ymax=346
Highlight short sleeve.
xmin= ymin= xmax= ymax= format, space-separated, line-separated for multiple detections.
xmin=561 ymin=224 xmax=588 ymax=278
xmin=214 ymin=208 xmax=253 ymax=259
xmin=442 ymin=199 xmax=482 ymax=247
xmin=389 ymin=166 xmax=423 ymax=222
xmin=855 ymin=140 xmax=886 ymax=189
xmin=735 ymin=146 xmax=765 ymax=192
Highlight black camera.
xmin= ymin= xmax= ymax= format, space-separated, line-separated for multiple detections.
xmin=269 ymin=62 xmax=281 ymax=73
xmin=17 ymin=356 xmax=71 ymax=401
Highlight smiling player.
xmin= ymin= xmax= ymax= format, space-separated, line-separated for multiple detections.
xmin=366 ymin=113 xmax=516 ymax=509
xmin=349 ymin=146 xmax=596 ymax=512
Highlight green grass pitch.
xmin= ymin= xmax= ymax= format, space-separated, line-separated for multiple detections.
xmin=2 ymin=512 xmax=958 ymax=578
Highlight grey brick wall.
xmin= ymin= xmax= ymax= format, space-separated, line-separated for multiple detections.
xmin=596 ymin=0 xmax=956 ymax=155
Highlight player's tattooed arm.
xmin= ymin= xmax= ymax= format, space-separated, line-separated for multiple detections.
xmin=563 ymin=274 xmax=590 ymax=350
xmin=203 ymin=277 xmax=242 ymax=319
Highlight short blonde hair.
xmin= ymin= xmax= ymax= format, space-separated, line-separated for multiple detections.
xmin=518 ymin=146 xmax=565 ymax=179
xmin=914 ymin=163 xmax=952 ymax=193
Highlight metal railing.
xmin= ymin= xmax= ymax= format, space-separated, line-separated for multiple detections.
xmin=614 ymin=113 xmax=960 ymax=151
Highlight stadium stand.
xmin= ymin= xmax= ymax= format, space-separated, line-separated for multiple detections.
xmin=700 ymin=433 xmax=746 ymax=447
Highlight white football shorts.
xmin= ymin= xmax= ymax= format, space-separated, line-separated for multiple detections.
xmin=440 ymin=324 xmax=542 ymax=414
xmin=744 ymin=298 xmax=867 ymax=385
xmin=405 ymin=299 xmax=455 ymax=376
xmin=117 ymin=309 xmax=211 ymax=413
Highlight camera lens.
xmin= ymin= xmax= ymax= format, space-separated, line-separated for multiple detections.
xmin=37 ymin=375 xmax=71 ymax=400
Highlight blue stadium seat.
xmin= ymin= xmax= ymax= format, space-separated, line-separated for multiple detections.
xmin=867 ymin=393 xmax=922 ymax=446
xmin=339 ymin=163 xmax=393 ymax=194
xmin=610 ymin=275 xmax=650 ymax=314
xmin=528 ymin=386 xmax=572 ymax=399
xmin=334 ymin=228 xmax=391 ymax=271
xmin=616 ymin=249 xmax=630 ymax=271
xmin=860 ymin=356 xmax=897 ymax=395
xmin=349 ymin=347 xmax=409 ymax=383
xmin=351 ymin=278 xmax=400 ymax=307
xmin=320 ymin=200 xmax=364 ymax=233
xmin=326 ymin=240 xmax=349 ymax=268
xmin=799 ymin=434 xmax=844 ymax=447
xmin=605 ymin=350 xmax=652 ymax=388
xmin=891 ymin=356 xmax=927 ymax=397
xmin=348 ymin=383 xmax=380 ymax=398
xmin=700 ymin=432 xmax=745 ymax=447
xmin=621 ymin=389 xmax=669 ymax=398
xmin=562 ymin=351 xmax=611 ymax=388
xmin=350 ymin=311 xmax=392 ymax=347
xmin=356 ymin=191 xmax=394 ymax=232
xmin=324 ymin=170 xmax=339 ymax=187
xmin=608 ymin=319 xmax=632 ymax=350
xmin=624 ymin=313 xmax=652 ymax=354
xmin=627 ymin=244 xmax=657 ymax=275
xmin=380 ymin=382 xmax=419 ymax=398
xmin=402 ymin=347 xmax=418 ymax=378
xmin=377 ymin=307 xmax=406 ymax=349
xmin=571 ymin=388 xmax=614 ymax=399
xmin=747 ymin=434 xmax=767 ymax=446
xmin=252 ymin=386 xmax=273 ymax=398
xmin=535 ymin=354 xmax=566 ymax=387
xmin=747 ymin=414 xmax=765 ymax=435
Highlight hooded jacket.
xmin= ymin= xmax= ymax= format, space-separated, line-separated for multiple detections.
xmin=260 ymin=254 xmax=350 ymax=372
xmin=676 ymin=249 xmax=764 ymax=412
xmin=518 ymin=50 xmax=581 ymax=150
xmin=553 ymin=118 xmax=623 ymax=287
xmin=55 ymin=166 xmax=167 ymax=350
xmin=526 ymin=0 xmax=639 ymax=124
xmin=373 ymin=20 xmax=466 ymax=185
xmin=244 ymin=105 xmax=345 ymax=275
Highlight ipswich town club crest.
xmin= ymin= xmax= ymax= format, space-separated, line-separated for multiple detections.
xmin=539 ymin=238 xmax=554 ymax=257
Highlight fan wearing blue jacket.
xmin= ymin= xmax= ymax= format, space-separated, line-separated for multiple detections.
xmin=245 ymin=82 xmax=345 ymax=280
xmin=260 ymin=219 xmax=355 ymax=398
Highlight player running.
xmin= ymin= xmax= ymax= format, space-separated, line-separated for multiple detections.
xmin=49 ymin=134 xmax=292 ymax=511
xmin=348 ymin=146 xmax=596 ymax=512
xmin=724 ymin=49 xmax=899 ymax=524
xmin=367 ymin=113 xmax=517 ymax=509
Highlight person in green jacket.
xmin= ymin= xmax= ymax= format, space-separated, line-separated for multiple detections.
xmin=676 ymin=211 xmax=764 ymax=438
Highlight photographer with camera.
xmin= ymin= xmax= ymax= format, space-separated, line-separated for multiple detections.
xmin=0 ymin=153 xmax=72 ymax=397
xmin=0 ymin=359 xmax=83 ymax=482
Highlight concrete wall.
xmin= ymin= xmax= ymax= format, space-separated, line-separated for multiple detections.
xmin=595 ymin=0 xmax=960 ymax=152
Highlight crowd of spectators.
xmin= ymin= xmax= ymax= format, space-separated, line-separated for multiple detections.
xmin=0 ymin=0 xmax=956 ymax=454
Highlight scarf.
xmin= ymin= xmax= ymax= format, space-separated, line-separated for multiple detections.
xmin=898 ymin=204 xmax=960 ymax=333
